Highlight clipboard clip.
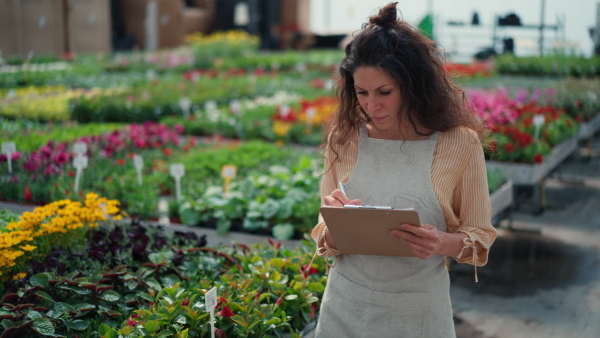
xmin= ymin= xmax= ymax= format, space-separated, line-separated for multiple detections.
xmin=343 ymin=204 xmax=394 ymax=210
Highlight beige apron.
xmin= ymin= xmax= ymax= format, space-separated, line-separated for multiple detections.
xmin=315 ymin=124 xmax=455 ymax=338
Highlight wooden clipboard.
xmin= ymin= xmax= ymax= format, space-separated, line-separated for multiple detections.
xmin=319 ymin=206 xmax=421 ymax=257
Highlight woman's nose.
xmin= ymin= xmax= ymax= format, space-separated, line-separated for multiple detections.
xmin=367 ymin=96 xmax=379 ymax=110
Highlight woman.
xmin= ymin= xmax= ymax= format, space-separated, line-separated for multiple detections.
xmin=311 ymin=2 xmax=497 ymax=337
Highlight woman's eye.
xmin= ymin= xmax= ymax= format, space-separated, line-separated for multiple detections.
xmin=380 ymin=91 xmax=391 ymax=95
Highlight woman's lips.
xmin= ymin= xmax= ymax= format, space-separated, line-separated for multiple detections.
xmin=370 ymin=116 xmax=386 ymax=122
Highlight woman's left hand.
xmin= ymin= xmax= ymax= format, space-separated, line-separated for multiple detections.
xmin=390 ymin=223 xmax=445 ymax=259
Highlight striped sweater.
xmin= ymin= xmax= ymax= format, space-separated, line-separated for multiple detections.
xmin=311 ymin=126 xmax=497 ymax=268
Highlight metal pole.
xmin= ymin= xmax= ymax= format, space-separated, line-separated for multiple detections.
xmin=539 ymin=0 xmax=546 ymax=56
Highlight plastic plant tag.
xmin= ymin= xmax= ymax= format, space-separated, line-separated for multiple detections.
xmin=280 ymin=105 xmax=291 ymax=118
xmin=221 ymin=165 xmax=237 ymax=179
xmin=306 ymin=107 xmax=316 ymax=125
xmin=221 ymin=165 xmax=237 ymax=199
xmin=2 ymin=142 xmax=16 ymax=174
xmin=179 ymin=97 xmax=192 ymax=118
xmin=205 ymin=287 xmax=217 ymax=338
xmin=229 ymin=100 xmax=242 ymax=115
xmin=169 ymin=163 xmax=185 ymax=200
xmin=72 ymin=141 xmax=87 ymax=156
xmin=295 ymin=63 xmax=307 ymax=72
xmin=146 ymin=69 xmax=156 ymax=80
xmin=325 ymin=79 xmax=334 ymax=91
xmin=133 ymin=155 xmax=144 ymax=186
xmin=533 ymin=114 xmax=545 ymax=142
xmin=73 ymin=156 xmax=89 ymax=193
xmin=205 ymin=100 xmax=217 ymax=112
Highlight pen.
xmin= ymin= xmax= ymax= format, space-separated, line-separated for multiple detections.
xmin=338 ymin=181 xmax=348 ymax=198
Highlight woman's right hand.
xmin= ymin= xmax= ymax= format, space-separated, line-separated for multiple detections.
xmin=323 ymin=189 xmax=362 ymax=207
xmin=323 ymin=189 xmax=362 ymax=250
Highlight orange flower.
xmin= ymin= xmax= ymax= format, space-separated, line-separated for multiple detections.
xmin=163 ymin=148 xmax=172 ymax=157
xmin=128 ymin=153 xmax=136 ymax=159
xmin=106 ymin=176 xmax=113 ymax=183
xmin=117 ymin=159 xmax=126 ymax=165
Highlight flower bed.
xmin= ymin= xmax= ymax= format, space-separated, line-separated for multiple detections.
xmin=0 ymin=196 xmax=326 ymax=337
xmin=485 ymin=136 xmax=578 ymax=185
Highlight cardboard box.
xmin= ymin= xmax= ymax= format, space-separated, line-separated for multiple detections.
xmin=16 ymin=0 xmax=68 ymax=59
xmin=0 ymin=0 xmax=22 ymax=58
xmin=183 ymin=7 xmax=213 ymax=34
xmin=66 ymin=0 xmax=112 ymax=54
xmin=281 ymin=0 xmax=309 ymax=33
xmin=121 ymin=0 xmax=185 ymax=50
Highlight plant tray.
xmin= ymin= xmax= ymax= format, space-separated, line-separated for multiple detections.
xmin=490 ymin=180 xmax=512 ymax=219
xmin=485 ymin=136 xmax=578 ymax=185
xmin=578 ymin=113 xmax=600 ymax=140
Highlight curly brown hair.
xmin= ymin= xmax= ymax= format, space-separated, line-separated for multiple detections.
xmin=324 ymin=2 xmax=485 ymax=166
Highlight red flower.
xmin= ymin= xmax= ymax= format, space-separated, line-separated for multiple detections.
xmin=182 ymin=299 xmax=190 ymax=307
xmin=128 ymin=153 xmax=137 ymax=159
xmin=215 ymin=296 xmax=228 ymax=309
xmin=163 ymin=148 xmax=172 ymax=157
xmin=218 ymin=305 xmax=235 ymax=318
xmin=503 ymin=142 xmax=515 ymax=154
xmin=68 ymin=170 xmax=76 ymax=177
xmin=116 ymin=159 xmax=126 ymax=165
xmin=215 ymin=328 xmax=227 ymax=338
xmin=300 ymin=264 xmax=318 ymax=277
xmin=127 ymin=317 xmax=138 ymax=327
xmin=255 ymin=289 xmax=262 ymax=301
xmin=534 ymin=154 xmax=544 ymax=164
xmin=24 ymin=186 xmax=32 ymax=202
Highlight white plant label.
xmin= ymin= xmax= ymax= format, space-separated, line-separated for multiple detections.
xmin=146 ymin=69 xmax=156 ymax=81
xmin=27 ymin=51 xmax=34 ymax=61
xmin=533 ymin=114 xmax=545 ymax=142
xmin=221 ymin=165 xmax=237 ymax=179
xmin=179 ymin=97 xmax=192 ymax=118
xmin=73 ymin=156 xmax=89 ymax=193
xmin=325 ymin=79 xmax=334 ymax=91
xmin=72 ymin=141 xmax=87 ymax=156
xmin=205 ymin=100 xmax=217 ymax=112
xmin=295 ymin=63 xmax=307 ymax=72
xmin=306 ymin=107 xmax=316 ymax=125
xmin=205 ymin=287 xmax=218 ymax=338
xmin=280 ymin=105 xmax=291 ymax=118
xmin=229 ymin=100 xmax=242 ymax=115
xmin=169 ymin=163 xmax=185 ymax=200
xmin=7 ymin=89 xmax=15 ymax=100
xmin=133 ymin=155 xmax=144 ymax=186
xmin=2 ymin=142 xmax=16 ymax=174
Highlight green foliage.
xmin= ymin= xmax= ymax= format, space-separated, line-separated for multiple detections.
xmin=496 ymin=54 xmax=600 ymax=78
xmin=179 ymin=158 xmax=321 ymax=239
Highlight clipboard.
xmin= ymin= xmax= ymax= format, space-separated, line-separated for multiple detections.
xmin=319 ymin=206 xmax=421 ymax=257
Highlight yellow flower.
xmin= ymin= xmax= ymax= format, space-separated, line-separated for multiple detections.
xmin=12 ymin=272 xmax=27 ymax=280
xmin=19 ymin=245 xmax=37 ymax=252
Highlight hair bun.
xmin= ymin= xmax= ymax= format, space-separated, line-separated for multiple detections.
xmin=368 ymin=2 xmax=399 ymax=29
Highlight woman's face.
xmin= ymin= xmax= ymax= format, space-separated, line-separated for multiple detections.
xmin=353 ymin=67 xmax=402 ymax=135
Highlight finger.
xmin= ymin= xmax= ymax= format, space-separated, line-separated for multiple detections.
xmin=391 ymin=230 xmax=433 ymax=248
xmin=330 ymin=189 xmax=351 ymax=204
xmin=323 ymin=196 xmax=344 ymax=207
xmin=404 ymin=241 xmax=433 ymax=259
xmin=348 ymin=199 xmax=362 ymax=205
